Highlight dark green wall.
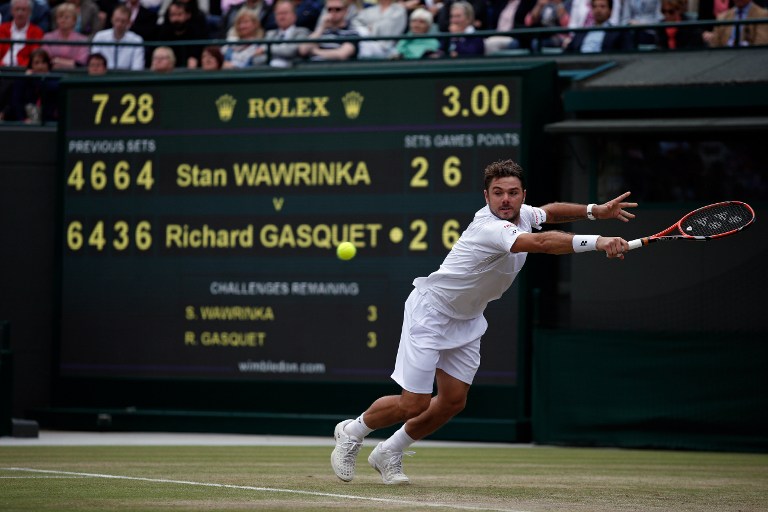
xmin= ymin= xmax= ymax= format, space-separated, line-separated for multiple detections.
xmin=533 ymin=330 xmax=768 ymax=452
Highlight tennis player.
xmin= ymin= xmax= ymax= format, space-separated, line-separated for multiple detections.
xmin=331 ymin=159 xmax=637 ymax=484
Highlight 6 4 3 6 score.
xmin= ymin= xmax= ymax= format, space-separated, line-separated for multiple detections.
xmin=66 ymin=220 xmax=152 ymax=252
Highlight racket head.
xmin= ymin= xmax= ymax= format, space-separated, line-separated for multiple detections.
xmin=663 ymin=201 xmax=756 ymax=240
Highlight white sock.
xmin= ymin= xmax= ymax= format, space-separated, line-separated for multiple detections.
xmin=381 ymin=425 xmax=415 ymax=453
xmin=344 ymin=414 xmax=373 ymax=440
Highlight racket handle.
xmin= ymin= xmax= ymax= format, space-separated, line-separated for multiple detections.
xmin=627 ymin=238 xmax=647 ymax=251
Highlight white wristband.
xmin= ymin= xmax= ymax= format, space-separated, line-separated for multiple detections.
xmin=587 ymin=203 xmax=597 ymax=221
xmin=572 ymin=235 xmax=599 ymax=253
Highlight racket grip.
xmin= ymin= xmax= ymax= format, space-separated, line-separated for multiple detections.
xmin=627 ymin=238 xmax=646 ymax=250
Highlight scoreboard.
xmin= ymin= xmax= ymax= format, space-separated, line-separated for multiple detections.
xmin=58 ymin=62 xmax=556 ymax=389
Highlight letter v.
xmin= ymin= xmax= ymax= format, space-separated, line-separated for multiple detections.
xmin=273 ymin=197 xmax=284 ymax=211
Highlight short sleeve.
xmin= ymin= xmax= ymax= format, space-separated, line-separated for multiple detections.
xmin=530 ymin=206 xmax=546 ymax=230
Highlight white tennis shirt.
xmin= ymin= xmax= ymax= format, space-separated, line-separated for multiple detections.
xmin=413 ymin=204 xmax=545 ymax=320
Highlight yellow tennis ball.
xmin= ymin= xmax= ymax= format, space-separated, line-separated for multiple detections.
xmin=336 ymin=242 xmax=356 ymax=261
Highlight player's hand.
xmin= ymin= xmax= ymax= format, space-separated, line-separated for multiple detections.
xmin=595 ymin=191 xmax=637 ymax=222
xmin=597 ymin=236 xmax=629 ymax=259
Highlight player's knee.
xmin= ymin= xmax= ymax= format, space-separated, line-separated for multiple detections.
xmin=398 ymin=395 xmax=430 ymax=419
xmin=449 ymin=400 xmax=466 ymax=417
xmin=440 ymin=394 xmax=467 ymax=417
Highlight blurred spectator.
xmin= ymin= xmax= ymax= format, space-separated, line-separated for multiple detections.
xmin=620 ymin=0 xmax=661 ymax=45
xmin=0 ymin=0 xmax=44 ymax=67
xmin=436 ymin=0 xmax=488 ymax=31
xmin=42 ymin=3 xmax=89 ymax=69
xmin=64 ymin=0 xmax=104 ymax=36
xmin=566 ymin=0 xmax=633 ymax=51
xmin=263 ymin=0 xmax=322 ymax=31
xmin=150 ymin=44 xmax=176 ymax=70
xmin=1 ymin=48 xmax=58 ymax=123
xmin=524 ymin=0 xmax=571 ymax=49
xmin=156 ymin=0 xmax=209 ymax=67
xmin=655 ymin=0 xmax=703 ymax=48
xmin=313 ymin=0 xmax=364 ymax=32
xmin=484 ymin=0 xmax=536 ymax=53
xmin=438 ymin=0 xmax=484 ymax=57
xmin=157 ymin=0 xmax=210 ymax=35
xmin=390 ymin=7 xmax=441 ymax=58
xmin=222 ymin=8 xmax=266 ymax=67
xmin=223 ymin=0 xmax=268 ymax=38
xmin=86 ymin=51 xmax=108 ymax=73
xmin=197 ymin=43 xmax=223 ymax=68
xmin=0 ymin=0 xmax=51 ymax=32
xmin=91 ymin=4 xmax=145 ymax=70
xmin=298 ymin=0 xmax=360 ymax=61
xmin=124 ymin=0 xmax=159 ymax=40
xmin=351 ymin=0 xmax=408 ymax=58
xmin=263 ymin=0 xmax=310 ymax=67
xmin=703 ymin=0 xmax=768 ymax=47
xmin=568 ymin=0 xmax=621 ymax=30
xmin=620 ymin=0 xmax=661 ymax=25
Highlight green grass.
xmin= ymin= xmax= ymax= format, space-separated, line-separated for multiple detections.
xmin=1 ymin=445 xmax=767 ymax=511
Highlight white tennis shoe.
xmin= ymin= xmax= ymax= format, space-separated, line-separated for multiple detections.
xmin=368 ymin=442 xmax=412 ymax=485
xmin=331 ymin=419 xmax=362 ymax=482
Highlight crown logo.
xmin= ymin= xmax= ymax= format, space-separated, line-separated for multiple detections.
xmin=215 ymin=94 xmax=237 ymax=122
xmin=341 ymin=91 xmax=364 ymax=120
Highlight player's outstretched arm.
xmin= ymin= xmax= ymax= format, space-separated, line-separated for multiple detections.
xmin=592 ymin=192 xmax=637 ymax=222
xmin=512 ymin=231 xmax=629 ymax=259
xmin=540 ymin=192 xmax=637 ymax=223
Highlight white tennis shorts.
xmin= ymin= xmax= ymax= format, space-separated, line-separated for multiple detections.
xmin=391 ymin=288 xmax=488 ymax=394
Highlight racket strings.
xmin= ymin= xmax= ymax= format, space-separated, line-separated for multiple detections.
xmin=682 ymin=203 xmax=754 ymax=237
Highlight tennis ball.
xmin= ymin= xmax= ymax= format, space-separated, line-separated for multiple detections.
xmin=336 ymin=242 xmax=357 ymax=261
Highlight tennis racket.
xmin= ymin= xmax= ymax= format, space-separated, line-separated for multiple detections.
xmin=627 ymin=201 xmax=755 ymax=250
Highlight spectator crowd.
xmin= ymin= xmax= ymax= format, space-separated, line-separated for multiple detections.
xmin=1 ymin=0 xmax=768 ymax=120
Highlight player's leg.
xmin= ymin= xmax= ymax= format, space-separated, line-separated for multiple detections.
xmin=368 ymin=332 xmax=480 ymax=484
xmin=332 ymin=289 xmax=434 ymax=482
xmin=402 ymin=369 xmax=470 ymax=440
xmin=368 ymin=370 xmax=470 ymax=484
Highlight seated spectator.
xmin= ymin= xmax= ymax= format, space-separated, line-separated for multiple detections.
xmin=524 ymin=0 xmax=571 ymax=50
xmin=42 ymin=3 xmax=89 ymax=69
xmin=263 ymin=0 xmax=311 ymax=67
xmin=198 ymin=44 xmax=224 ymax=69
xmin=1 ymin=48 xmax=58 ymax=123
xmin=91 ymin=5 xmax=145 ymax=70
xmin=566 ymin=0 xmax=633 ymax=51
xmin=351 ymin=0 xmax=408 ymax=58
xmin=263 ymin=0 xmax=322 ymax=31
xmin=0 ymin=0 xmax=44 ymax=68
xmin=437 ymin=0 xmax=485 ymax=57
xmin=223 ymin=0 xmax=268 ymax=38
xmin=655 ymin=0 xmax=704 ymax=48
xmin=620 ymin=0 xmax=661 ymax=45
xmin=222 ymin=9 xmax=267 ymax=68
xmin=702 ymin=0 xmax=768 ymax=47
xmin=150 ymin=45 xmax=176 ymax=71
xmin=566 ymin=0 xmax=621 ymax=45
xmin=124 ymin=0 xmax=159 ymax=41
xmin=390 ymin=7 xmax=441 ymax=59
xmin=86 ymin=51 xmax=108 ymax=74
xmin=0 ymin=0 xmax=51 ymax=32
xmin=436 ymin=0 xmax=488 ymax=31
xmin=157 ymin=0 xmax=211 ymax=36
xmin=298 ymin=0 xmax=360 ymax=61
xmin=312 ymin=0 xmax=364 ymax=32
xmin=156 ymin=0 xmax=209 ymax=68
xmin=65 ymin=0 xmax=105 ymax=36
xmin=484 ymin=0 xmax=536 ymax=54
